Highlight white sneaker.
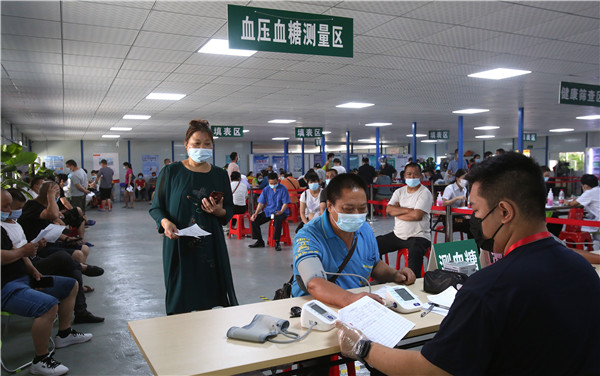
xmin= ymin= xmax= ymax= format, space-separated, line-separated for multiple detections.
xmin=30 ymin=355 xmax=69 ymax=376
xmin=54 ymin=328 xmax=93 ymax=348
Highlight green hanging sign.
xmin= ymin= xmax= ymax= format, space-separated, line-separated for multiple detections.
xmin=559 ymin=81 xmax=600 ymax=107
xmin=523 ymin=133 xmax=537 ymax=142
xmin=428 ymin=130 xmax=450 ymax=140
xmin=211 ymin=126 xmax=244 ymax=137
xmin=295 ymin=127 xmax=323 ymax=138
xmin=431 ymin=239 xmax=482 ymax=271
xmin=228 ymin=5 xmax=353 ymax=58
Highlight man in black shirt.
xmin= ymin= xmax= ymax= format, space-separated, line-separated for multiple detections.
xmin=378 ymin=156 xmax=397 ymax=180
xmin=357 ymin=157 xmax=376 ymax=189
xmin=336 ymin=152 xmax=600 ymax=375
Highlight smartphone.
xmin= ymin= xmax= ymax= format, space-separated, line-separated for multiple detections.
xmin=31 ymin=276 xmax=54 ymax=289
xmin=209 ymin=191 xmax=224 ymax=203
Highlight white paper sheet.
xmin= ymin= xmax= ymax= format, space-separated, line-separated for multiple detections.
xmin=32 ymin=224 xmax=67 ymax=243
xmin=338 ymin=296 xmax=415 ymax=348
xmin=426 ymin=286 xmax=457 ymax=309
xmin=175 ymin=224 xmax=211 ymax=238
xmin=421 ymin=303 xmax=449 ymax=317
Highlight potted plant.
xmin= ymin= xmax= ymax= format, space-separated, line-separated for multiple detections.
xmin=1 ymin=142 xmax=55 ymax=198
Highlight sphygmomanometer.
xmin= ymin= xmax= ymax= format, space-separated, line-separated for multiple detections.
xmin=226 ymin=314 xmax=314 ymax=343
xmin=296 ymin=256 xmax=372 ymax=294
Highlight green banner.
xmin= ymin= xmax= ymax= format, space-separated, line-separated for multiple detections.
xmin=228 ymin=5 xmax=353 ymax=58
xmin=428 ymin=130 xmax=450 ymax=140
xmin=211 ymin=126 xmax=244 ymax=137
xmin=295 ymin=127 xmax=323 ymax=138
xmin=559 ymin=81 xmax=600 ymax=107
xmin=431 ymin=239 xmax=481 ymax=271
xmin=523 ymin=133 xmax=537 ymax=142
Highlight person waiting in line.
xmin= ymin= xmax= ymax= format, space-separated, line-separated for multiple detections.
xmin=248 ymin=172 xmax=290 ymax=252
xmin=135 ymin=173 xmax=147 ymax=201
xmin=56 ymin=174 xmax=92 ymax=241
xmin=229 ymin=171 xmax=248 ymax=228
xmin=4 ymin=188 xmax=105 ymax=323
xmin=441 ymin=169 xmax=473 ymax=239
xmin=319 ymin=168 xmax=338 ymax=215
xmin=122 ymin=162 xmax=135 ymax=209
xmin=335 ymin=152 xmax=600 ymax=375
xmin=323 ymin=153 xmax=335 ymax=171
xmin=291 ymin=174 xmax=415 ymax=306
xmin=357 ymin=157 xmax=376 ymax=190
xmin=376 ymin=163 xmax=432 ymax=276
xmin=496 ymin=148 xmax=506 ymax=156
xmin=1 ymin=189 xmax=94 ymax=376
xmin=257 ymin=170 xmax=269 ymax=190
xmin=313 ymin=162 xmax=326 ymax=183
xmin=378 ymin=156 xmax=397 ymax=180
xmin=246 ymin=171 xmax=255 ymax=187
xmin=297 ymin=172 xmax=322 ymax=233
xmin=64 ymin=160 xmax=90 ymax=214
xmin=540 ymin=165 xmax=556 ymax=195
xmin=484 ymin=150 xmax=493 ymax=159
xmin=281 ymin=172 xmax=301 ymax=207
xmin=95 ymin=159 xmax=114 ymax=212
xmin=163 ymin=158 xmax=171 ymax=167
xmin=147 ymin=171 xmax=157 ymax=203
xmin=27 ymin=176 xmax=44 ymax=200
xmin=446 ymin=149 xmax=460 ymax=179
xmin=568 ymin=174 xmax=600 ymax=242
xmin=227 ymin=152 xmax=240 ymax=180
xmin=373 ymin=170 xmax=393 ymax=201
xmin=332 ymin=158 xmax=346 ymax=174
xmin=149 ymin=119 xmax=238 ymax=315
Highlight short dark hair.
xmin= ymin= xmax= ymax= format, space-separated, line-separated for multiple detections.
xmin=65 ymin=159 xmax=77 ymax=167
xmin=30 ymin=176 xmax=44 ymax=188
xmin=164 ymin=158 xmax=170 ymax=164
xmin=496 ymin=148 xmax=505 ymax=155
xmin=327 ymin=153 xmax=335 ymax=159
xmin=404 ymin=163 xmax=422 ymax=173
xmin=230 ymin=171 xmax=241 ymax=181
xmin=333 ymin=158 xmax=341 ymax=164
xmin=7 ymin=188 xmax=26 ymax=203
xmin=230 ymin=152 xmax=238 ymax=161
xmin=123 ymin=162 xmax=132 ymax=169
xmin=540 ymin=165 xmax=551 ymax=173
xmin=267 ymin=172 xmax=278 ymax=181
xmin=362 ymin=157 xmax=369 ymax=163
xmin=326 ymin=168 xmax=338 ymax=176
xmin=581 ymin=174 xmax=598 ymax=188
xmin=100 ymin=159 xmax=107 ymax=165
xmin=484 ymin=151 xmax=493 ymax=158
xmin=455 ymin=169 xmax=466 ymax=178
xmin=326 ymin=173 xmax=368 ymax=205
xmin=57 ymin=173 xmax=68 ymax=183
xmin=465 ymin=152 xmax=546 ymax=220
xmin=304 ymin=171 xmax=320 ymax=183
xmin=314 ymin=163 xmax=322 ymax=169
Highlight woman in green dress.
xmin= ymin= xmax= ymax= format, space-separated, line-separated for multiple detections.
xmin=149 ymin=119 xmax=238 ymax=315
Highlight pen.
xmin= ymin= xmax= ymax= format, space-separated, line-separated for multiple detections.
xmin=421 ymin=303 xmax=439 ymax=317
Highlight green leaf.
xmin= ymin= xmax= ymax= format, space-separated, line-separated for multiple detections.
xmin=6 ymin=151 xmax=37 ymax=166
xmin=1 ymin=151 xmax=13 ymax=162
xmin=1 ymin=165 xmax=17 ymax=173
xmin=1 ymin=178 xmax=30 ymax=188
xmin=5 ymin=143 xmax=22 ymax=155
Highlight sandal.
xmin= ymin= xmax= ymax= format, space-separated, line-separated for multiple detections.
xmin=86 ymin=219 xmax=96 ymax=226
xmin=83 ymin=285 xmax=95 ymax=293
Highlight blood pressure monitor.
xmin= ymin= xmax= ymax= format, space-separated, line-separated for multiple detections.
xmin=385 ymin=286 xmax=423 ymax=313
xmin=301 ymin=300 xmax=338 ymax=331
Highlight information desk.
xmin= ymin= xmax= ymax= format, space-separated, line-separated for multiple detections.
xmin=128 ymin=279 xmax=443 ymax=376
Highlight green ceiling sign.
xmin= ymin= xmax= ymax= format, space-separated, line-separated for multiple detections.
xmin=559 ymin=81 xmax=600 ymax=107
xmin=211 ymin=126 xmax=244 ymax=137
xmin=295 ymin=127 xmax=323 ymax=138
xmin=228 ymin=5 xmax=353 ymax=58
xmin=429 ymin=130 xmax=450 ymax=140
xmin=523 ymin=133 xmax=537 ymax=142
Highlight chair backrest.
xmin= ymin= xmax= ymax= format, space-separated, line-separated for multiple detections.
xmin=565 ymin=208 xmax=584 ymax=232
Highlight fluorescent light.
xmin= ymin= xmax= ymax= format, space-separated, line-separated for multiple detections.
xmin=468 ymin=68 xmax=531 ymax=80
xmin=421 ymin=140 xmax=438 ymax=143
xmin=102 ymin=134 xmax=120 ymax=138
xmin=110 ymin=127 xmax=132 ymax=131
xmin=475 ymin=135 xmax=495 ymax=139
xmin=357 ymin=139 xmax=375 ymax=142
xmin=336 ymin=102 xmax=374 ymax=109
xmin=322 ymin=131 xmax=332 ymax=135
xmin=474 ymin=126 xmax=500 ymax=130
xmin=198 ymin=38 xmax=256 ymax=57
xmin=452 ymin=109 xmax=490 ymax=114
xmin=365 ymin=122 xmax=392 ymax=127
xmin=214 ymin=136 xmax=219 ymax=139
xmin=576 ymin=115 xmax=600 ymax=120
xmin=549 ymin=128 xmax=574 ymax=133
xmin=405 ymin=134 xmax=427 ymax=137
xmin=243 ymin=129 xmax=250 ymax=133
xmin=146 ymin=93 xmax=186 ymax=100
xmin=122 ymin=114 xmax=151 ymax=120
xmin=272 ymin=137 xmax=290 ymax=140
xmin=268 ymin=119 xmax=296 ymax=124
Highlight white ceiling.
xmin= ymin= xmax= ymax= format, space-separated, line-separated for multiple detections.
xmin=1 ymin=1 xmax=599 ymax=144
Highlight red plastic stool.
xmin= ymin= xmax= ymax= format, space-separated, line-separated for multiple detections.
xmin=267 ymin=219 xmax=292 ymax=247
xmin=328 ymin=355 xmax=356 ymax=376
xmin=422 ymin=247 xmax=431 ymax=277
xmin=384 ymin=248 xmax=409 ymax=270
xmin=288 ymin=203 xmax=300 ymax=223
xmin=374 ymin=199 xmax=389 ymax=217
xmin=228 ymin=213 xmax=252 ymax=239
xmin=559 ymin=208 xmax=594 ymax=251
xmin=433 ymin=225 xmax=464 ymax=244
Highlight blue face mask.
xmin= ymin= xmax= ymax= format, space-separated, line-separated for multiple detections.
xmin=405 ymin=178 xmax=420 ymax=188
xmin=7 ymin=209 xmax=22 ymax=220
xmin=544 ymin=177 xmax=549 ymax=182
xmin=325 ymin=179 xmax=331 ymax=186
xmin=1 ymin=211 xmax=10 ymax=221
xmin=187 ymin=148 xmax=212 ymax=164
xmin=475 ymin=159 xmax=481 ymax=163
xmin=269 ymin=184 xmax=278 ymax=189
xmin=257 ymin=178 xmax=263 ymax=183
xmin=309 ymin=183 xmax=320 ymax=191
xmin=332 ymin=207 xmax=367 ymax=233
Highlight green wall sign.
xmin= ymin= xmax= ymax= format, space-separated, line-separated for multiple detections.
xmin=211 ymin=126 xmax=244 ymax=137
xmin=429 ymin=130 xmax=450 ymax=140
xmin=295 ymin=127 xmax=323 ymax=138
xmin=432 ymin=239 xmax=481 ymax=271
xmin=523 ymin=133 xmax=537 ymax=142
xmin=559 ymin=81 xmax=600 ymax=107
xmin=228 ymin=5 xmax=353 ymax=58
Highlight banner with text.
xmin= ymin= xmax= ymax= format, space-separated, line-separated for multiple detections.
xmin=211 ymin=126 xmax=244 ymax=137
xmin=559 ymin=81 xmax=600 ymax=107
xmin=142 ymin=155 xmax=159 ymax=176
xmin=428 ymin=130 xmax=450 ymax=140
xmin=295 ymin=127 xmax=323 ymax=138
xmin=228 ymin=5 xmax=353 ymax=58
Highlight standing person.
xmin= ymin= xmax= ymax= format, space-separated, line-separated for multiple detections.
xmin=149 ymin=119 xmax=237 ymax=315
xmin=495 ymin=148 xmax=506 ymax=156
xmin=163 ymin=158 xmax=171 ymax=167
xmin=313 ymin=163 xmax=326 ymax=183
xmin=227 ymin=152 xmax=240 ymax=180
xmin=95 ymin=159 xmax=114 ymax=212
xmin=122 ymin=162 xmax=134 ymax=209
xmin=358 ymin=157 xmax=376 ymax=188
xmin=319 ymin=169 xmax=338 ymax=215
xmin=323 ymin=153 xmax=335 ymax=171
xmin=65 ymin=160 xmax=90 ymax=214
xmin=332 ymin=158 xmax=346 ymax=174
xmin=446 ymin=149 xmax=460 ymax=179
xmin=281 ymin=172 xmax=300 ymax=206
xmin=147 ymin=171 xmax=158 ymax=203
xmin=376 ymin=163 xmax=432 ymax=276
xmin=248 ymin=172 xmax=290 ymax=252
xmin=229 ymin=171 xmax=248 ymax=228
xmin=378 ymin=156 xmax=397 ymax=180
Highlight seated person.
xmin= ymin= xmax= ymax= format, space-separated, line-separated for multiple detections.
xmin=3 ymin=189 xmax=104 ymax=324
xmin=291 ymin=174 xmax=415 ymax=307
xmin=376 ymin=163 xmax=432 ymax=276
xmin=336 ymin=152 xmax=600 ymax=375
xmin=57 ymin=174 xmax=91 ymax=237
xmin=230 ymin=171 xmax=249 ymax=227
xmin=281 ymin=172 xmax=301 ymax=205
xmin=373 ymin=170 xmax=392 ymax=201
xmin=568 ymin=174 xmax=600 ymax=239
xmin=441 ymin=168 xmax=473 ymax=238
xmin=257 ymin=170 xmax=269 ymax=190
xmin=1 ymin=189 xmax=93 ymax=375
xmin=19 ymin=181 xmax=91 ymax=263
xmin=249 ymin=172 xmax=290 ymax=252
xmin=147 ymin=171 xmax=158 ymax=199
xmin=319 ymin=168 xmax=338 ymax=215
xmin=27 ymin=176 xmax=44 ymax=200
xmin=299 ymin=172 xmax=322 ymax=225
xmin=135 ymin=174 xmax=147 ymax=201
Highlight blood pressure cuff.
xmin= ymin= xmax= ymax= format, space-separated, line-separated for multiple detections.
xmin=296 ymin=257 xmax=327 ymax=294
xmin=226 ymin=314 xmax=290 ymax=343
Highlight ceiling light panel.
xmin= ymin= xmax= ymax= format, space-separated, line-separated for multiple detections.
xmin=336 ymin=102 xmax=374 ymax=109
xmin=198 ymin=39 xmax=257 ymax=57
xmin=123 ymin=115 xmax=151 ymax=120
xmin=146 ymin=93 xmax=186 ymax=100
xmin=452 ymin=109 xmax=490 ymax=114
xmin=365 ymin=122 xmax=392 ymax=126
xmin=468 ymin=68 xmax=531 ymax=79
xmin=576 ymin=115 xmax=600 ymax=120
xmin=474 ymin=126 xmax=500 ymax=130
xmin=549 ymin=128 xmax=574 ymax=132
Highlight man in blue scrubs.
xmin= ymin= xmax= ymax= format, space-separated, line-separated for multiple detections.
xmin=336 ymin=152 xmax=600 ymax=375
xmin=292 ymin=174 xmax=416 ymax=308
xmin=249 ymin=172 xmax=290 ymax=251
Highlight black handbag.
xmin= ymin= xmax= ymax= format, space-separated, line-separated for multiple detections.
xmin=423 ymin=269 xmax=469 ymax=294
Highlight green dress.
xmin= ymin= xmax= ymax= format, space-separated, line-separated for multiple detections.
xmin=149 ymin=162 xmax=238 ymax=315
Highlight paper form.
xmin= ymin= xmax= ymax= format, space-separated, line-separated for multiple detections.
xmin=32 ymin=224 xmax=67 ymax=243
xmin=421 ymin=303 xmax=449 ymax=317
xmin=427 ymin=286 xmax=457 ymax=309
xmin=338 ymin=296 xmax=415 ymax=348
xmin=175 ymin=224 xmax=211 ymax=238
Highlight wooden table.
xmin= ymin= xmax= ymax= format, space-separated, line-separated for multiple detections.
xmin=128 ymin=279 xmax=443 ymax=376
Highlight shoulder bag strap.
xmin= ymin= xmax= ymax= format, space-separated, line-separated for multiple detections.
xmin=232 ymin=181 xmax=241 ymax=194
xmin=328 ymin=236 xmax=358 ymax=284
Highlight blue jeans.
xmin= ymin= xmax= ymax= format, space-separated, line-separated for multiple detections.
xmin=1 ymin=275 xmax=76 ymax=318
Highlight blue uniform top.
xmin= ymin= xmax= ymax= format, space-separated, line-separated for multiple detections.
xmin=257 ymin=184 xmax=290 ymax=217
xmin=291 ymin=210 xmax=380 ymax=297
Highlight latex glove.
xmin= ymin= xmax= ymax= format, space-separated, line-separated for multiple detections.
xmin=335 ymin=321 xmax=369 ymax=360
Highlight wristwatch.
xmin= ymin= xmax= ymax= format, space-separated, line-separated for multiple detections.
xmin=354 ymin=339 xmax=372 ymax=362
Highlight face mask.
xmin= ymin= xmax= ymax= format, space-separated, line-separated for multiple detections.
xmin=405 ymin=178 xmax=420 ymax=188
xmin=332 ymin=207 xmax=367 ymax=233
xmin=7 ymin=209 xmax=22 ymax=220
xmin=544 ymin=177 xmax=549 ymax=182
xmin=257 ymin=178 xmax=263 ymax=183
xmin=1 ymin=211 xmax=10 ymax=221
xmin=475 ymin=159 xmax=481 ymax=163
xmin=56 ymin=196 xmax=61 ymax=202
xmin=469 ymin=205 xmax=504 ymax=251
xmin=309 ymin=183 xmax=320 ymax=191
xmin=325 ymin=179 xmax=331 ymax=186
xmin=269 ymin=184 xmax=278 ymax=189
xmin=187 ymin=148 xmax=212 ymax=164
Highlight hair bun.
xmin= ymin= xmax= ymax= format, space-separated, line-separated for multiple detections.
xmin=190 ymin=119 xmax=209 ymax=127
